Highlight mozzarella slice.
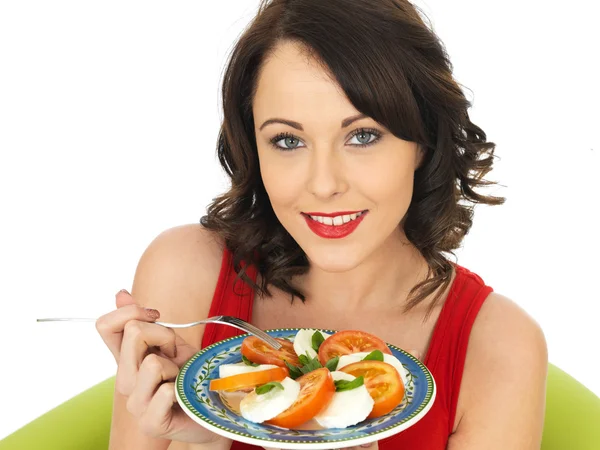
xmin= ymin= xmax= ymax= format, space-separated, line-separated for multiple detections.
xmin=314 ymin=371 xmax=374 ymax=428
xmin=218 ymin=363 xmax=279 ymax=378
xmin=293 ymin=329 xmax=331 ymax=359
xmin=239 ymin=377 xmax=300 ymax=423
xmin=337 ymin=352 xmax=409 ymax=386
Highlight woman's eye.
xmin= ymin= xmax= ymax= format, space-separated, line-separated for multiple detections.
xmin=271 ymin=135 xmax=305 ymax=150
xmin=348 ymin=130 xmax=379 ymax=146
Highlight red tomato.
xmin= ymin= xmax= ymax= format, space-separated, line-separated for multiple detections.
xmin=209 ymin=367 xmax=289 ymax=392
xmin=266 ymin=367 xmax=335 ymax=429
xmin=340 ymin=360 xmax=405 ymax=418
xmin=241 ymin=336 xmax=301 ymax=368
xmin=318 ymin=330 xmax=392 ymax=365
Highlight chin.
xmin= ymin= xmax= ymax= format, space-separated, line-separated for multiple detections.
xmin=303 ymin=246 xmax=367 ymax=273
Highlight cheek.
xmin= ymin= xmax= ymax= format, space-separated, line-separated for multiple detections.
xmin=258 ymin=151 xmax=304 ymax=209
xmin=354 ymin=153 xmax=415 ymax=210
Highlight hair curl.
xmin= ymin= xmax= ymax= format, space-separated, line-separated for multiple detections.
xmin=202 ymin=0 xmax=505 ymax=317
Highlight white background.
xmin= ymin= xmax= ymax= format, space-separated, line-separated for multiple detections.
xmin=1 ymin=0 xmax=598 ymax=440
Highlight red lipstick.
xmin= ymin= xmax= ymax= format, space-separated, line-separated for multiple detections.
xmin=302 ymin=211 xmax=368 ymax=239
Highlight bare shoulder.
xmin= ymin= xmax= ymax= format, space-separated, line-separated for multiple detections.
xmin=130 ymin=224 xmax=225 ymax=343
xmin=470 ymin=292 xmax=547 ymax=356
xmin=449 ymin=292 xmax=548 ymax=449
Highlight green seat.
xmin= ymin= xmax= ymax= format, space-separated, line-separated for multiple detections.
xmin=1 ymin=364 xmax=598 ymax=449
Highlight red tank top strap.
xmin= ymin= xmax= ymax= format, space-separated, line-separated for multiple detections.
xmin=424 ymin=263 xmax=494 ymax=434
xmin=201 ymin=247 xmax=257 ymax=349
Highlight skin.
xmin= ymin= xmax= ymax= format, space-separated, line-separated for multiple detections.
xmin=97 ymin=41 xmax=548 ymax=450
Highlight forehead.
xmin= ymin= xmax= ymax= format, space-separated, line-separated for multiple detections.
xmin=253 ymin=41 xmax=356 ymax=122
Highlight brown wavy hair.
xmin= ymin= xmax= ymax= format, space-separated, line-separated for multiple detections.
xmin=202 ymin=0 xmax=505 ymax=317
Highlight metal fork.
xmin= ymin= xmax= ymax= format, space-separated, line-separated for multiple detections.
xmin=36 ymin=315 xmax=282 ymax=350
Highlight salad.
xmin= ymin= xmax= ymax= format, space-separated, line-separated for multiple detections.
xmin=208 ymin=329 xmax=409 ymax=429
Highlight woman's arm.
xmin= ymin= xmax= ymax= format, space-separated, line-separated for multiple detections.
xmin=447 ymin=293 xmax=548 ymax=449
xmin=102 ymin=224 xmax=226 ymax=450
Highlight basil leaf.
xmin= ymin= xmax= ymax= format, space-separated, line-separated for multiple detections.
xmin=298 ymin=354 xmax=311 ymax=366
xmin=256 ymin=381 xmax=284 ymax=395
xmin=284 ymin=360 xmax=303 ymax=380
xmin=363 ymin=350 xmax=384 ymax=362
xmin=325 ymin=356 xmax=339 ymax=372
xmin=311 ymin=331 xmax=325 ymax=353
xmin=299 ymin=355 xmax=323 ymax=375
xmin=335 ymin=376 xmax=364 ymax=392
xmin=242 ymin=356 xmax=259 ymax=367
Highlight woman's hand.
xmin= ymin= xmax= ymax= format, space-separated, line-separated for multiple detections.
xmin=96 ymin=289 xmax=231 ymax=448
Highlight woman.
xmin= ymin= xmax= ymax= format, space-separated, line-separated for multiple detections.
xmin=96 ymin=0 xmax=548 ymax=449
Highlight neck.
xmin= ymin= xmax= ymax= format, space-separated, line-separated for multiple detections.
xmin=301 ymin=228 xmax=429 ymax=312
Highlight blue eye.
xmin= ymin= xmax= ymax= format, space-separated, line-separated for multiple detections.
xmin=270 ymin=133 xmax=306 ymax=151
xmin=347 ymin=129 xmax=381 ymax=147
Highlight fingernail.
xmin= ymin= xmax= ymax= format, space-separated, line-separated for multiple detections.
xmin=116 ymin=288 xmax=130 ymax=296
xmin=145 ymin=308 xmax=160 ymax=320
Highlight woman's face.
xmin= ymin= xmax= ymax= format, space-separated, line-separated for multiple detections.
xmin=253 ymin=41 xmax=422 ymax=272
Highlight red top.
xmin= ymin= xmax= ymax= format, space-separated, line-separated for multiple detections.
xmin=202 ymin=248 xmax=493 ymax=450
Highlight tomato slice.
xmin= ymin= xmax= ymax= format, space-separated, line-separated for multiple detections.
xmin=340 ymin=360 xmax=404 ymax=418
xmin=317 ymin=330 xmax=392 ymax=365
xmin=209 ymin=366 xmax=288 ymax=392
xmin=241 ymin=336 xmax=301 ymax=368
xmin=266 ymin=367 xmax=335 ymax=429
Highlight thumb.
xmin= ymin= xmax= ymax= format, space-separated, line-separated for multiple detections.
xmin=172 ymin=333 xmax=201 ymax=367
xmin=115 ymin=288 xmax=136 ymax=308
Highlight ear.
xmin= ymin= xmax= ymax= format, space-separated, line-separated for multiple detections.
xmin=415 ymin=145 xmax=426 ymax=170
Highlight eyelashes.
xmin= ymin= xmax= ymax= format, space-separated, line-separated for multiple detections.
xmin=268 ymin=128 xmax=383 ymax=152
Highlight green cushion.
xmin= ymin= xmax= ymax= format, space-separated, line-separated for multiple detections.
xmin=541 ymin=364 xmax=600 ymax=450
xmin=1 ymin=364 xmax=599 ymax=449
xmin=0 ymin=377 xmax=115 ymax=450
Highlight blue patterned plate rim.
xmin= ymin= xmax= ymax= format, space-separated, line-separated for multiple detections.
xmin=175 ymin=328 xmax=436 ymax=450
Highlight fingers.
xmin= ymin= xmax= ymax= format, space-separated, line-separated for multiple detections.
xmin=126 ymin=354 xmax=179 ymax=418
xmin=137 ymin=381 xmax=178 ymax=438
xmin=137 ymin=380 xmax=225 ymax=444
xmin=116 ymin=288 xmax=136 ymax=308
xmin=116 ymin=321 xmax=177 ymax=396
xmin=96 ymin=292 xmax=161 ymax=362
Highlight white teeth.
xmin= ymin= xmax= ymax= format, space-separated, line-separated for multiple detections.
xmin=307 ymin=212 xmax=365 ymax=227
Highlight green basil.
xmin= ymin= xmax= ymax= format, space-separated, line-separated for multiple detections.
xmin=335 ymin=376 xmax=364 ymax=392
xmin=325 ymin=356 xmax=339 ymax=371
xmin=363 ymin=350 xmax=384 ymax=361
xmin=242 ymin=355 xmax=259 ymax=367
xmin=256 ymin=381 xmax=284 ymax=395
xmin=311 ymin=331 xmax=325 ymax=353
xmin=284 ymin=360 xmax=303 ymax=380
xmin=299 ymin=354 xmax=323 ymax=374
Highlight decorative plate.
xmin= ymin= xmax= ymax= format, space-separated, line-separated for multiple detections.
xmin=175 ymin=328 xmax=436 ymax=449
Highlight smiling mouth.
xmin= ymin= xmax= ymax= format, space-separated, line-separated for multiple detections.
xmin=301 ymin=210 xmax=369 ymax=239
xmin=302 ymin=211 xmax=367 ymax=226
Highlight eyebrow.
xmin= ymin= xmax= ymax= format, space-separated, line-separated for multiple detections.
xmin=258 ymin=113 xmax=367 ymax=131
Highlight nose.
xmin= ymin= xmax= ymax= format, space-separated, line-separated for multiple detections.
xmin=306 ymin=147 xmax=349 ymax=200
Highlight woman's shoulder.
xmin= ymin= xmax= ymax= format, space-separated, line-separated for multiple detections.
xmin=451 ymin=290 xmax=548 ymax=443
xmin=130 ymin=224 xmax=226 ymax=328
